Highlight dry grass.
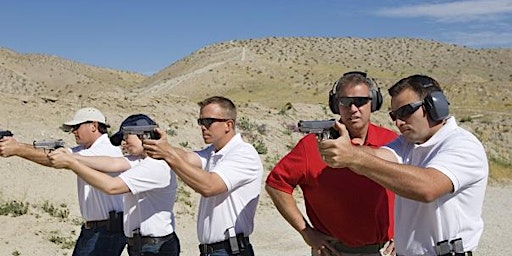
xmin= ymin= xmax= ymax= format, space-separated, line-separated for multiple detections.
xmin=1 ymin=36 xmax=511 ymax=179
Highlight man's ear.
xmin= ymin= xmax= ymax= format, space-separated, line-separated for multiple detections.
xmin=90 ymin=122 xmax=98 ymax=132
xmin=226 ymin=120 xmax=235 ymax=132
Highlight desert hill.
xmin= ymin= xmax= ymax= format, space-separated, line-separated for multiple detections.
xmin=141 ymin=37 xmax=512 ymax=109
xmin=0 ymin=47 xmax=145 ymax=100
xmin=2 ymin=36 xmax=509 ymax=178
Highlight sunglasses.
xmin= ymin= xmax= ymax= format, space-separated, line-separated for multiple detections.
xmin=338 ymin=97 xmax=372 ymax=108
xmin=389 ymin=101 xmax=423 ymax=121
xmin=70 ymin=121 xmax=93 ymax=131
xmin=197 ymin=118 xmax=231 ymax=128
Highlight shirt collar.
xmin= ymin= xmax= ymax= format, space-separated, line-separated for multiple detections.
xmin=416 ymin=116 xmax=456 ymax=148
xmin=212 ymin=133 xmax=242 ymax=155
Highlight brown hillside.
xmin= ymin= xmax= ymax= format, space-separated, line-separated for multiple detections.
xmin=0 ymin=47 xmax=146 ymax=101
xmin=1 ymin=37 xmax=511 ymax=178
xmin=140 ymin=37 xmax=512 ymax=110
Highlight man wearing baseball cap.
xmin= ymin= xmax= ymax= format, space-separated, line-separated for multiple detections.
xmin=48 ymin=114 xmax=180 ymax=256
xmin=0 ymin=107 xmax=126 ymax=256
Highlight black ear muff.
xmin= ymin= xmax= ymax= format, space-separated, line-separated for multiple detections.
xmin=368 ymin=78 xmax=383 ymax=112
xmin=329 ymin=72 xmax=383 ymax=114
xmin=328 ymin=81 xmax=340 ymax=114
xmin=369 ymin=87 xmax=383 ymax=112
xmin=423 ymin=90 xmax=450 ymax=121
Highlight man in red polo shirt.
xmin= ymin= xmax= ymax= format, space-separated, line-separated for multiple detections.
xmin=266 ymin=71 xmax=397 ymax=256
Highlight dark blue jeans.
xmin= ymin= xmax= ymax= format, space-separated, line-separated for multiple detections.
xmin=127 ymin=234 xmax=181 ymax=256
xmin=72 ymin=225 xmax=126 ymax=256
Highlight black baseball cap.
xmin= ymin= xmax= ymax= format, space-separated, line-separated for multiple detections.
xmin=109 ymin=114 xmax=157 ymax=146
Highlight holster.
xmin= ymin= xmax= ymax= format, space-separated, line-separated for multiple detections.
xmin=228 ymin=233 xmax=250 ymax=256
xmin=107 ymin=210 xmax=124 ymax=233
xmin=131 ymin=228 xmax=142 ymax=256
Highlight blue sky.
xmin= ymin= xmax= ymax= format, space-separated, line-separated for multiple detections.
xmin=1 ymin=0 xmax=511 ymax=75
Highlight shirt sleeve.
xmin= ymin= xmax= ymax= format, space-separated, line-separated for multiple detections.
xmin=72 ymin=136 xmax=123 ymax=157
xmin=265 ymin=135 xmax=311 ymax=194
xmin=381 ymin=136 xmax=405 ymax=164
xmin=120 ymin=158 xmax=171 ymax=195
xmin=427 ymin=132 xmax=488 ymax=192
xmin=195 ymin=145 xmax=213 ymax=169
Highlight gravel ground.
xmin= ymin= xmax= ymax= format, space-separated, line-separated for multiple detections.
xmin=476 ymin=182 xmax=512 ymax=255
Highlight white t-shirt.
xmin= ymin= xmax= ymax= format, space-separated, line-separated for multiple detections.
xmin=383 ymin=117 xmax=488 ymax=255
xmin=72 ymin=134 xmax=124 ymax=221
xmin=195 ymin=133 xmax=263 ymax=244
xmin=119 ymin=156 xmax=177 ymax=238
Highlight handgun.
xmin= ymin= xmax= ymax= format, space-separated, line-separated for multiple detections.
xmin=297 ymin=119 xmax=340 ymax=141
xmin=0 ymin=130 xmax=13 ymax=140
xmin=122 ymin=125 xmax=160 ymax=140
xmin=33 ymin=139 xmax=65 ymax=152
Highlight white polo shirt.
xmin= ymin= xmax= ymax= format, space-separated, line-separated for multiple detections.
xmin=72 ymin=134 xmax=124 ymax=221
xmin=195 ymin=133 xmax=263 ymax=244
xmin=119 ymin=156 xmax=177 ymax=238
xmin=383 ymin=117 xmax=488 ymax=255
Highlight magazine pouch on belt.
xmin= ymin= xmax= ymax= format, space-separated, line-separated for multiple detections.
xmin=107 ymin=210 xmax=123 ymax=233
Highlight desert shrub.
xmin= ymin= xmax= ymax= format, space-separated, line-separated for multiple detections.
xmin=0 ymin=200 xmax=29 ymax=217
xmin=41 ymin=200 xmax=70 ymax=219
xmin=179 ymin=141 xmax=190 ymax=148
xmin=253 ymin=140 xmax=268 ymax=155
xmin=47 ymin=230 xmax=75 ymax=249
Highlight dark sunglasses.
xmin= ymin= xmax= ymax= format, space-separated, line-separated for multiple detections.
xmin=197 ymin=118 xmax=231 ymax=128
xmin=389 ymin=101 xmax=423 ymax=121
xmin=70 ymin=121 xmax=93 ymax=131
xmin=338 ymin=97 xmax=372 ymax=108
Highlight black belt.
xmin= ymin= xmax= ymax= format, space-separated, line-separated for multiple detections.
xmin=328 ymin=240 xmax=386 ymax=253
xmin=199 ymin=237 xmax=250 ymax=253
xmin=440 ymin=252 xmax=473 ymax=256
xmin=84 ymin=220 xmax=109 ymax=229
xmin=126 ymin=232 xmax=177 ymax=247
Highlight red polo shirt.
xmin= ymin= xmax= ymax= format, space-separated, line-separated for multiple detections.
xmin=266 ymin=123 xmax=397 ymax=247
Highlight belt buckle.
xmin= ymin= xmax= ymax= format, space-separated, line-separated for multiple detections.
xmin=84 ymin=221 xmax=96 ymax=229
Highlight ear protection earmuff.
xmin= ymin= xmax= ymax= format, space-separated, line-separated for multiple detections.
xmin=424 ymin=91 xmax=450 ymax=121
xmin=419 ymin=77 xmax=450 ymax=121
xmin=328 ymin=71 xmax=383 ymax=114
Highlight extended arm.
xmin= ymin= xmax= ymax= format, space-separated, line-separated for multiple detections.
xmin=0 ymin=137 xmax=52 ymax=166
xmin=74 ymin=154 xmax=131 ymax=173
xmin=143 ymin=129 xmax=227 ymax=197
xmin=48 ymin=148 xmax=129 ymax=194
xmin=319 ymin=122 xmax=452 ymax=202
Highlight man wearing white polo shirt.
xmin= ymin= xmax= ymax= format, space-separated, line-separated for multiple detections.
xmin=143 ymin=96 xmax=263 ymax=256
xmin=0 ymin=107 xmax=126 ymax=256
